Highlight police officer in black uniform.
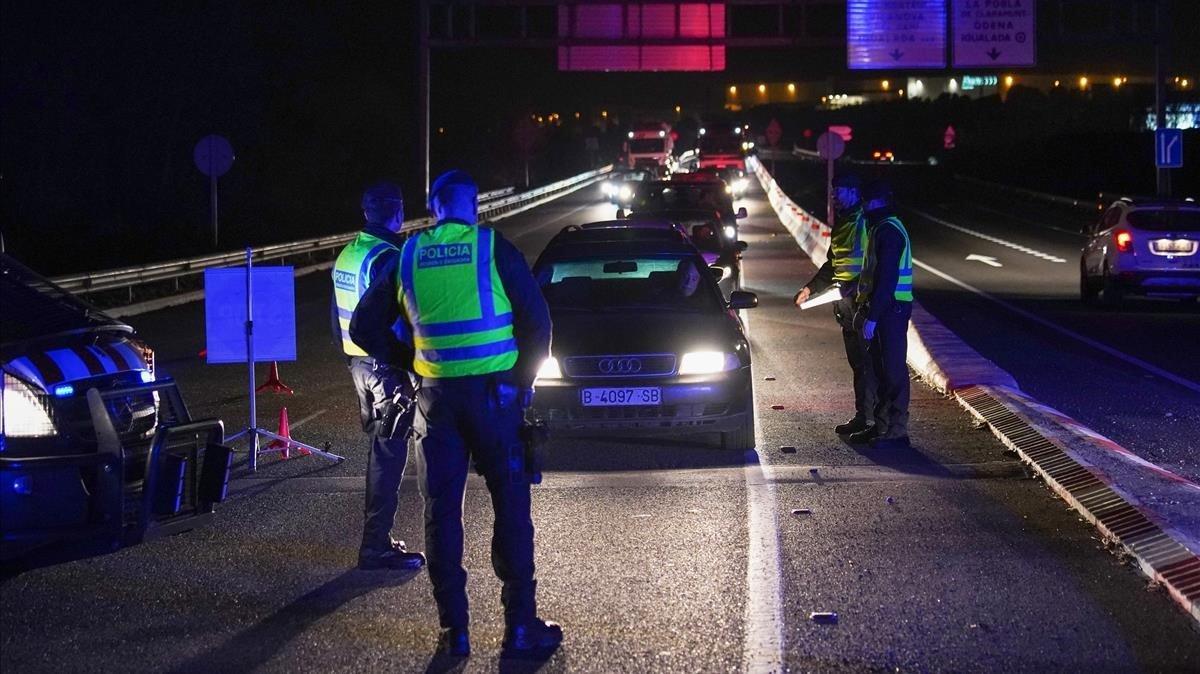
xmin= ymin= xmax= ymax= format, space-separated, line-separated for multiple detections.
xmin=351 ymin=171 xmax=559 ymax=657
xmin=850 ymin=180 xmax=914 ymax=450
xmin=330 ymin=183 xmax=426 ymax=571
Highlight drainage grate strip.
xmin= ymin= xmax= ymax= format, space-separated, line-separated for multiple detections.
xmin=952 ymin=385 xmax=1200 ymax=625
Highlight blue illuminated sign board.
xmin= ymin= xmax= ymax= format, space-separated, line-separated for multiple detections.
xmin=961 ymin=75 xmax=998 ymax=90
xmin=847 ymin=0 xmax=947 ymax=70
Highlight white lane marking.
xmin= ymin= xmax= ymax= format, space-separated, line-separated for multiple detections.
xmin=288 ymin=409 xmax=328 ymax=430
xmin=913 ymin=257 xmax=1200 ymax=395
xmin=739 ymin=237 xmax=786 ymax=674
xmin=965 ymin=254 xmax=1003 ymax=268
xmin=908 ymin=206 xmax=1069 ymax=263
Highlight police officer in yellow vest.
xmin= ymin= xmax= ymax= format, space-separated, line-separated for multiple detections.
xmin=850 ymin=180 xmax=914 ymax=450
xmin=331 ymin=182 xmax=426 ymax=571
xmin=351 ymin=170 xmax=558 ymax=658
xmin=793 ymin=173 xmax=877 ymax=436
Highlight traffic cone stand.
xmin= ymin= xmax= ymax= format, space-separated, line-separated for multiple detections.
xmin=256 ymin=361 xmax=294 ymax=395
xmin=264 ymin=407 xmax=309 ymax=459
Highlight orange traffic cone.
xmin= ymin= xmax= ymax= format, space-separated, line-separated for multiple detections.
xmin=257 ymin=361 xmax=294 ymax=395
xmin=266 ymin=407 xmax=308 ymax=458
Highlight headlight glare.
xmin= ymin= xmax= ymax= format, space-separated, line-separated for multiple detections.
xmin=537 ymin=357 xmax=563 ymax=381
xmin=723 ymin=225 xmax=737 ymax=239
xmin=2 ymin=373 xmax=56 ymax=438
xmin=678 ymin=351 xmax=738 ymax=375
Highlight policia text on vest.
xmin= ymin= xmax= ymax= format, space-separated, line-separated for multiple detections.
xmin=332 ymin=188 xmax=427 ymax=571
xmin=349 ymin=197 xmax=555 ymax=651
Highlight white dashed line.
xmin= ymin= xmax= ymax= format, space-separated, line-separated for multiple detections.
xmin=908 ymin=206 xmax=1069 ymax=263
xmin=739 ymin=240 xmax=786 ymax=674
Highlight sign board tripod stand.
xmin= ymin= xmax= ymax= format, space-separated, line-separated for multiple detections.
xmin=211 ymin=249 xmax=344 ymax=472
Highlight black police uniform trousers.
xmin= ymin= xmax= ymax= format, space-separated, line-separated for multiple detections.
xmin=348 ymin=355 xmax=415 ymax=552
xmin=833 ymin=285 xmax=877 ymax=422
xmin=413 ymin=371 xmax=536 ymax=630
xmin=867 ymin=301 xmax=912 ymax=438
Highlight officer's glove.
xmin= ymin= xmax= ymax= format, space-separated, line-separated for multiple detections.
xmin=861 ymin=319 xmax=877 ymax=341
xmin=518 ymin=387 xmax=535 ymax=410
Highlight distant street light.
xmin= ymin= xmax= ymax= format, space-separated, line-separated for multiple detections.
xmin=1079 ymin=76 xmax=1089 ymax=89
xmin=729 ymin=85 xmax=737 ymax=95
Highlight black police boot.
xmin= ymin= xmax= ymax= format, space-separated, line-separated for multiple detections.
xmin=435 ymin=627 xmax=470 ymax=657
xmin=834 ymin=417 xmax=871 ymax=435
xmin=358 ymin=539 xmax=426 ymax=571
xmin=846 ymin=425 xmax=881 ymax=444
xmin=502 ymin=618 xmax=563 ymax=655
xmin=871 ymin=435 xmax=911 ymax=450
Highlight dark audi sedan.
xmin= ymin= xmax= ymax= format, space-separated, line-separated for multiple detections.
xmin=530 ymin=236 xmax=758 ymax=449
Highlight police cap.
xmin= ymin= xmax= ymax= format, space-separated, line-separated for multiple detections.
xmin=831 ymin=173 xmax=862 ymax=189
xmin=428 ymin=170 xmax=477 ymax=209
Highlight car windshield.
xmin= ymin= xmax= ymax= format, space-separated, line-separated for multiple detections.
xmin=629 ymin=138 xmax=665 ymax=154
xmin=536 ymin=254 xmax=723 ymax=313
xmin=1127 ymin=209 xmax=1200 ymax=232
xmin=0 ymin=254 xmax=127 ymax=346
xmin=630 ymin=184 xmax=732 ymax=215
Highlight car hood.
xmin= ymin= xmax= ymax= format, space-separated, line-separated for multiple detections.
xmin=549 ymin=308 xmax=742 ymax=356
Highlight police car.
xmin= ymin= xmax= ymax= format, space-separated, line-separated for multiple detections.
xmin=530 ymin=233 xmax=758 ymax=450
xmin=1080 ymin=198 xmax=1200 ymax=305
xmin=1 ymin=253 xmax=230 ymax=564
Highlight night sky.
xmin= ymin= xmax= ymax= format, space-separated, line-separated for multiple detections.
xmin=2 ymin=1 xmax=1197 ymax=274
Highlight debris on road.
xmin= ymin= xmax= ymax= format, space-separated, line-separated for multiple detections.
xmin=764 ymin=376 xmax=776 ymax=381
xmin=791 ymin=508 xmax=813 ymax=515
xmin=886 ymin=496 xmax=895 ymax=505
xmin=771 ymin=404 xmax=786 ymax=410
xmin=810 ymin=611 xmax=839 ymax=625
xmin=780 ymin=446 xmax=797 ymax=453
xmin=809 ymin=468 xmax=819 ymax=475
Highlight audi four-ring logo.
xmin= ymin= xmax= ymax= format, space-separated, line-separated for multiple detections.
xmin=598 ymin=358 xmax=643 ymax=374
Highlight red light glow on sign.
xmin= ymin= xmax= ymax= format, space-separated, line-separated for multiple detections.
xmin=558 ymin=3 xmax=726 ymax=72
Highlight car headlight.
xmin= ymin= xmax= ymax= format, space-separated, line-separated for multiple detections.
xmin=678 ymin=351 xmax=739 ymax=375
xmin=536 ymin=357 xmax=563 ymax=381
xmin=618 ymin=185 xmax=632 ymax=201
xmin=723 ymin=225 xmax=737 ymax=239
xmin=602 ymin=182 xmax=615 ymax=197
xmin=733 ymin=178 xmax=748 ymax=193
xmin=2 ymin=373 xmax=56 ymax=438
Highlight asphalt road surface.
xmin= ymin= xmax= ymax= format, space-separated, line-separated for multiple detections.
xmin=773 ymin=160 xmax=1200 ymax=485
xmin=2 ymin=181 xmax=1198 ymax=672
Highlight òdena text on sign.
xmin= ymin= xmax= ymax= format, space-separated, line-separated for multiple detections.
xmin=952 ymin=0 xmax=1036 ymax=67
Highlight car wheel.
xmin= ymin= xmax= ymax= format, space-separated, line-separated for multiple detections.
xmin=721 ymin=420 xmax=756 ymax=451
xmin=1100 ymin=265 xmax=1124 ymax=308
xmin=1080 ymin=263 xmax=1098 ymax=304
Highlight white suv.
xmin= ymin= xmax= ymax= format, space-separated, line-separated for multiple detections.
xmin=1080 ymin=198 xmax=1200 ymax=305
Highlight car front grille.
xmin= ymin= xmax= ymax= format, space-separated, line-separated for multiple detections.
xmin=564 ymin=354 xmax=676 ymax=378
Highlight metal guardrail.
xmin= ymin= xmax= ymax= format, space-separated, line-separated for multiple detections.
xmin=953 ymin=175 xmax=1121 ymax=213
xmin=52 ymin=168 xmax=610 ymax=303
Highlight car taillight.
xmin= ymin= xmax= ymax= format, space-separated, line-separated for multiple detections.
xmin=1114 ymin=230 xmax=1133 ymax=252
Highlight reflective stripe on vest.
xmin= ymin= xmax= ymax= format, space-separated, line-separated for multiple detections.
xmin=398 ymin=222 xmax=517 ymax=378
xmin=333 ymin=232 xmax=396 ymax=356
xmin=831 ymin=207 xmax=867 ymax=282
xmin=857 ymin=216 xmax=914 ymax=303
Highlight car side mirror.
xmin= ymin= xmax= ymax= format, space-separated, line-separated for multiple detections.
xmin=728 ymin=290 xmax=758 ymax=310
xmin=736 ymin=207 xmax=748 ymax=219
xmin=709 ymin=266 xmax=726 ymax=280
xmin=615 ymin=208 xmax=626 ymax=219
xmin=736 ymin=240 xmax=749 ymax=252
